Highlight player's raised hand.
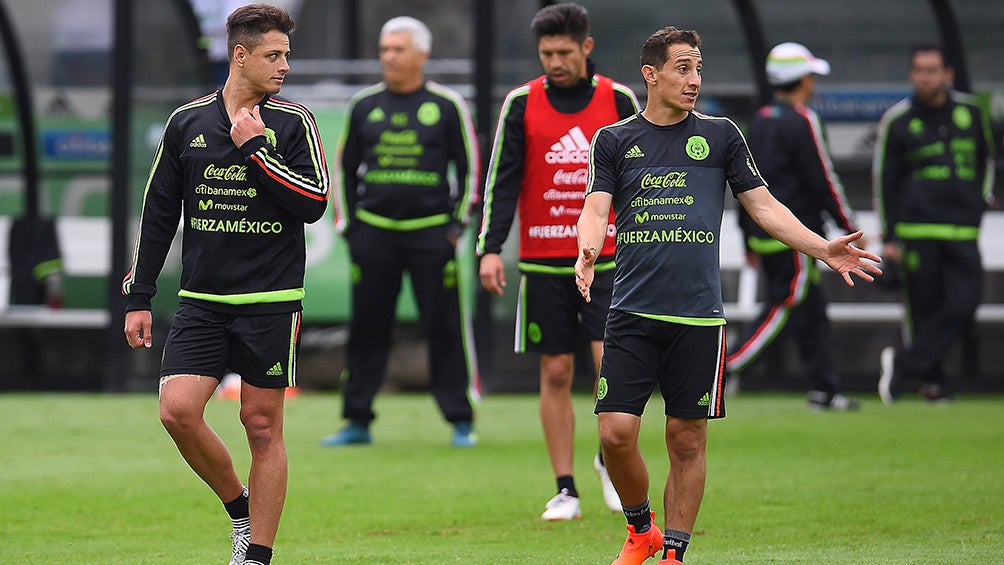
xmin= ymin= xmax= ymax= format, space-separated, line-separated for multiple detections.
xmin=230 ymin=104 xmax=265 ymax=147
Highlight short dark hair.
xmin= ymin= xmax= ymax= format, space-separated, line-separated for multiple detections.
xmin=774 ymin=79 xmax=802 ymax=93
xmin=910 ymin=44 xmax=950 ymax=68
xmin=640 ymin=26 xmax=701 ymax=70
xmin=227 ymin=4 xmax=296 ymax=56
xmin=530 ymin=2 xmax=590 ymax=43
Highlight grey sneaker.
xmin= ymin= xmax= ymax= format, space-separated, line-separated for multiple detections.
xmin=229 ymin=522 xmax=250 ymax=565
xmin=808 ymin=391 xmax=861 ymax=411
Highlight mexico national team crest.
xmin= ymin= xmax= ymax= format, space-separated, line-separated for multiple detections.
xmin=952 ymin=105 xmax=972 ymax=130
xmin=417 ymin=101 xmax=441 ymax=126
xmin=686 ymin=136 xmax=710 ymax=161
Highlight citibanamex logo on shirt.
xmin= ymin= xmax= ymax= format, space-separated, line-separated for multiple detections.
xmin=545 ymin=126 xmax=591 ymax=164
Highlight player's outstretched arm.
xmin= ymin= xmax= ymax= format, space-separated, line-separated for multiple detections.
xmin=738 ymin=186 xmax=881 ymax=287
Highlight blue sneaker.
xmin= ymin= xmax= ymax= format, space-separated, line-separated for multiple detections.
xmin=451 ymin=422 xmax=477 ymax=447
xmin=320 ymin=423 xmax=371 ymax=446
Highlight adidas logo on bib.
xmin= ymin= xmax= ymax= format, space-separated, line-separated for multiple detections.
xmin=545 ymin=126 xmax=591 ymax=164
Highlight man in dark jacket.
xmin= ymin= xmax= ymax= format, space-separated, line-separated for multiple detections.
xmin=324 ymin=16 xmax=481 ymax=447
xmin=874 ymin=45 xmax=996 ymax=404
xmin=123 ymin=6 xmax=329 ymax=564
xmin=728 ymin=42 xmax=861 ymax=410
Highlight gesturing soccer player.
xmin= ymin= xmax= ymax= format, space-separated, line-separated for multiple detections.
xmin=123 ymin=5 xmax=328 ymax=565
xmin=575 ymin=27 xmax=880 ymax=565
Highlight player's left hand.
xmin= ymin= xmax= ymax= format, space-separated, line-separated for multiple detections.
xmin=230 ymin=105 xmax=266 ymax=148
xmin=823 ymin=230 xmax=883 ymax=287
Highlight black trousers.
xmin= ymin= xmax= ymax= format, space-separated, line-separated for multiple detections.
xmin=899 ymin=239 xmax=982 ymax=388
xmin=342 ymin=222 xmax=476 ymax=425
xmin=726 ymin=249 xmax=841 ymax=395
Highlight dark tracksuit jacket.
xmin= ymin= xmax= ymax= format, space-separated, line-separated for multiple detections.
xmin=123 ymin=91 xmax=329 ymax=316
xmin=728 ymin=98 xmax=858 ymax=395
xmin=333 ymin=81 xmax=480 ymax=425
xmin=872 ymin=91 xmax=996 ymax=384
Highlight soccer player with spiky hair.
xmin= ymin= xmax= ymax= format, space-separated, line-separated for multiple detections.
xmin=123 ymin=5 xmax=328 ymax=564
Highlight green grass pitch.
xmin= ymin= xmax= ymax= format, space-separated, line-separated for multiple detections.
xmin=1 ymin=391 xmax=1002 ymax=563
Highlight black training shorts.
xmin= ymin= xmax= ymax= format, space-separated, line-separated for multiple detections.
xmin=514 ymin=269 xmax=613 ymax=354
xmin=160 ymin=301 xmax=301 ymax=388
xmin=594 ymin=309 xmax=726 ymax=419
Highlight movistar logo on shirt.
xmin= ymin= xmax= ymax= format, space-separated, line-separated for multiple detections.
xmin=624 ymin=145 xmax=645 ymax=159
xmin=634 ymin=211 xmax=686 ymax=224
xmin=545 ymin=126 xmax=591 ymax=164
xmin=189 ymin=134 xmax=207 ymax=148
xmin=550 ymin=205 xmax=582 ymax=217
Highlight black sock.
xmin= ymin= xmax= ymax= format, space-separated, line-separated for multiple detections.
xmin=664 ymin=529 xmax=691 ymax=561
xmin=245 ymin=544 xmax=273 ymax=564
xmin=223 ymin=487 xmax=249 ymax=522
xmin=556 ymin=475 xmax=578 ymax=498
xmin=622 ymin=499 xmax=652 ymax=533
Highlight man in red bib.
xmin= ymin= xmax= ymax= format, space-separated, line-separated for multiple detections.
xmin=477 ymin=2 xmax=639 ymax=521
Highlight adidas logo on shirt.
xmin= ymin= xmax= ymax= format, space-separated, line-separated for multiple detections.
xmin=545 ymin=126 xmax=591 ymax=164
xmin=266 ymin=362 xmax=284 ymax=376
xmin=189 ymin=134 xmax=207 ymax=148
xmin=624 ymin=145 xmax=645 ymax=159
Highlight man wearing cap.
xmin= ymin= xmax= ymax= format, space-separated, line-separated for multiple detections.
xmin=726 ymin=42 xmax=862 ymax=410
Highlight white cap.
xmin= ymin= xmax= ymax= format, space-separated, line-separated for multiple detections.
xmin=765 ymin=42 xmax=830 ymax=86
